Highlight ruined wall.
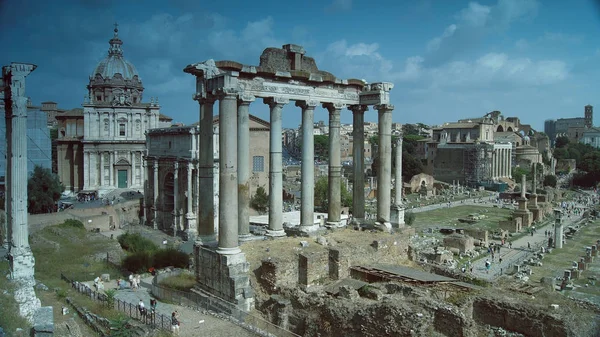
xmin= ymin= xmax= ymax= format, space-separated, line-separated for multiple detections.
xmin=433 ymin=147 xmax=465 ymax=184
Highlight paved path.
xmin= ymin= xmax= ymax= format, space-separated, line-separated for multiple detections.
xmin=468 ymin=212 xmax=587 ymax=281
xmin=88 ymin=278 xmax=257 ymax=337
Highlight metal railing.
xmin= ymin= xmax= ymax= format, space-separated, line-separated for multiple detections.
xmin=151 ymin=272 xmax=300 ymax=337
xmin=61 ymin=273 xmax=172 ymax=332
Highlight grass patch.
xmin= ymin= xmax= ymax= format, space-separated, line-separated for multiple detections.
xmin=0 ymin=261 xmax=32 ymax=333
xmin=158 ymin=272 xmax=197 ymax=292
xmin=413 ymin=205 xmax=513 ymax=231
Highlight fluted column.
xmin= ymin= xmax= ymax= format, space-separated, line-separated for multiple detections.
xmin=185 ymin=162 xmax=196 ymax=240
xmin=395 ymin=134 xmax=403 ymax=206
xmin=238 ymin=94 xmax=254 ymax=240
xmin=196 ymin=96 xmax=217 ymax=246
xmin=173 ymin=162 xmax=179 ymax=237
xmin=375 ymin=104 xmax=394 ymax=225
xmin=350 ymin=105 xmax=367 ymax=221
xmin=153 ymin=160 xmax=159 ymax=230
xmin=265 ymin=97 xmax=288 ymax=237
xmin=216 ymin=88 xmax=241 ymax=254
xmin=297 ymin=100 xmax=318 ymax=230
xmin=324 ymin=102 xmax=344 ymax=226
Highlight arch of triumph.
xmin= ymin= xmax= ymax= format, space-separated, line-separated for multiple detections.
xmin=183 ymin=44 xmax=403 ymax=310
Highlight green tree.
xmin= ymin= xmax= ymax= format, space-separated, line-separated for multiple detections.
xmin=314 ymin=176 xmax=352 ymax=212
xmin=512 ymin=166 xmax=531 ymax=183
xmin=543 ymin=175 xmax=557 ymax=187
xmin=314 ymin=135 xmax=329 ymax=161
xmin=555 ymin=136 xmax=569 ymax=148
xmin=109 ymin=315 xmax=134 ymax=337
xmin=405 ymin=211 xmax=416 ymax=225
xmin=27 ymin=165 xmax=64 ymax=214
xmin=250 ymin=186 xmax=269 ymax=214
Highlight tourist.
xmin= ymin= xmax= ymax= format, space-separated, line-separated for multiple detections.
xmin=485 ymin=260 xmax=491 ymax=274
xmin=138 ymin=299 xmax=146 ymax=316
xmin=128 ymin=274 xmax=134 ymax=288
xmin=171 ymin=311 xmax=180 ymax=335
xmin=150 ymin=299 xmax=157 ymax=315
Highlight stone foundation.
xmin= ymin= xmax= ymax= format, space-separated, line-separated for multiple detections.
xmin=298 ymin=252 xmax=328 ymax=289
xmin=390 ymin=205 xmax=405 ymax=226
xmin=193 ymin=245 xmax=254 ymax=312
xmin=8 ymin=249 xmax=41 ymax=322
xmin=328 ymin=248 xmax=349 ymax=280
xmin=513 ymin=209 xmax=532 ymax=228
xmin=32 ymin=306 xmax=54 ymax=337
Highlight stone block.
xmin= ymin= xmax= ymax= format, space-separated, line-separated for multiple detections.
xmin=570 ymin=269 xmax=579 ymax=279
xmin=32 ymin=306 xmax=54 ymax=336
xmin=101 ymin=274 xmax=110 ymax=282
xmin=578 ymin=261 xmax=586 ymax=271
xmin=328 ymin=248 xmax=349 ymax=281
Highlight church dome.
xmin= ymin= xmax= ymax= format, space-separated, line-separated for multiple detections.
xmin=90 ymin=25 xmax=140 ymax=81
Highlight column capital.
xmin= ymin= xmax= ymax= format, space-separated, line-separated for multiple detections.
xmin=238 ymin=93 xmax=255 ymax=105
xmin=348 ymin=104 xmax=369 ymax=114
xmin=263 ymin=96 xmax=289 ymax=109
xmin=194 ymin=94 xmax=217 ymax=104
xmin=322 ymin=102 xmax=346 ymax=113
xmin=215 ymin=87 xmax=238 ymax=99
xmin=374 ymin=104 xmax=395 ymax=111
xmin=295 ymin=99 xmax=319 ymax=110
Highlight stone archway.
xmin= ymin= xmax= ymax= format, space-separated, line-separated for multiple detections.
xmin=497 ymin=125 xmax=504 ymax=132
xmin=507 ymin=127 xmax=513 ymax=132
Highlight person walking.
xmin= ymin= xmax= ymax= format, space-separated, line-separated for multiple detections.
xmin=171 ymin=311 xmax=180 ymax=335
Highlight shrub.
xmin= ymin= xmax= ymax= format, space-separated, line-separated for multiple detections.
xmin=153 ymin=248 xmax=189 ymax=269
xmin=405 ymin=211 xmax=416 ymax=225
xmin=122 ymin=251 xmax=153 ymax=273
xmin=543 ymin=175 xmax=557 ymax=188
xmin=59 ymin=219 xmax=85 ymax=229
xmin=159 ymin=273 xmax=196 ymax=291
xmin=117 ymin=232 xmax=158 ymax=253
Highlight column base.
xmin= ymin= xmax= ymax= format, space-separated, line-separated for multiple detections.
xmin=350 ymin=217 xmax=364 ymax=226
xmin=375 ymin=221 xmax=392 ymax=232
xmin=238 ymin=233 xmax=253 ymax=242
xmin=216 ymin=246 xmax=242 ymax=255
xmin=195 ymin=234 xmax=218 ymax=248
xmin=326 ymin=221 xmax=342 ymax=228
xmin=265 ymin=229 xmax=286 ymax=238
xmin=185 ymin=214 xmax=197 ymax=241
xmin=299 ymin=224 xmax=320 ymax=233
xmin=390 ymin=205 xmax=405 ymax=226
xmin=8 ymin=247 xmax=36 ymax=280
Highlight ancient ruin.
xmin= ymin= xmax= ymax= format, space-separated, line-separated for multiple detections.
xmin=2 ymin=62 xmax=42 ymax=321
xmin=183 ymin=44 xmax=396 ymax=309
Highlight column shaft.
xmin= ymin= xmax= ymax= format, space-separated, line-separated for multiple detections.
xmin=265 ymin=97 xmax=288 ymax=236
xmin=298 ymin=100 xmax=317 ymax=229
xmin=375 ymin=104 xmax=394 ymax=223
xmin=237 ymin=95 xmax=254 ymax=239
xmin=395 ymin=135 xmax=403 ymax=205
xmin=173 ymin=162 xmax=179 ymax=237
xmin=197 ymin=97 xmax=217 ymax=245
xmin=324 ymin=103 xmax=343 ymax=225
xmin=153 ymin=160 xmax=159 ymax=229
xmin=350 ymin=106 xmax=367 ymax=220
xmin=217 ymin=90 xmax=241 ymax=253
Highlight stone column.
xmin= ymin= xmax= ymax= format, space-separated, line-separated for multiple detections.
xmin=238 ymin=94 xmax=254 ymax=241
xmin=173 ymin=161 xmax=179 ymax=237
xmin=297 ymin=100 xmax=318 ymax=231
xmin=217 ymin=88 xmax=241 ymax=254
xmin=264 ymin=97 xmax=288 ymax=237
xmin=3 ymin=62 xmax=42 ymax=322
xmin=153 ymin=160 xmax=159 ymax=230
xmin=554 ymin=209 xmax=563 ymax=248
xmin=196 ymin=97 xmax=217 ymax=246
xmin=375 ymin=104 xmax=394 ymax=227
xmin=349 ymin=105 xmax=367 ymax=222
xmin=99 ymin=152 xmax=104 ymax=187
xmin=185 ymin=162 xmax=197 ymax=240
xmin=324 ymin=102 xmax=344 ymax=227
xmin=391 ymin=134 xmax=405 ymax=225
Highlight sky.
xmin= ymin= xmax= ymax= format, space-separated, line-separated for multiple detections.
xmin=2 ymin=0 xmax=600 ymax=130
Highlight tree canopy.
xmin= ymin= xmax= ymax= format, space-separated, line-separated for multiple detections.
xmin=28 ymin=165 xmax=64 ymax=214
xmin=250 ymin=186 xmax=269 ymax=214
xmin=314 ymin=176 xmax=352 ymax=212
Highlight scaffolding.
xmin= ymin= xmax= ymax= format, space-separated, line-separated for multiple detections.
xmin=463 ymin=142 xmax=492 ymax=187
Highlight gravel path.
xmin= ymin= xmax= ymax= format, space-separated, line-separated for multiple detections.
xmin=92 ymin=278 xmax=257 ymax=337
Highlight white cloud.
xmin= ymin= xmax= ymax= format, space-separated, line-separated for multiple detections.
xmin=325 ymin=0 xmax=352 ymax=12
xmin=515 ymin=38 xmax=529 ymax=50
xmin=207 ymin=17 xmax=282 ymax=60
xmin=456 ymin=2 xmax=491 ymax=27
xmin=540 ymin=32 xmax=583 ymax=44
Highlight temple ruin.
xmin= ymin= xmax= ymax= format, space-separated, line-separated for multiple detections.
xmin=183 ymin=44 xmax=403 ymax=309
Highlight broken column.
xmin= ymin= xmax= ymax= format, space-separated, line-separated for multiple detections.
xmin=391 ymin=133 xmax=405 ymax=225
xmin=528 ymin=164 xmax=541 ymax=221
xmin=375 ymin=103 xmax=394 ymax=228
xmin=554 ymin=209 xmax=563 ymax=249
xmin=512 ymin=175 xmax=532 ymax=227
xmin=3 ymin=62 xmax=42 ymax=321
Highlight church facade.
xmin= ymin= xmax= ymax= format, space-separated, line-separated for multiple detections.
xmin=56 ymin=25 xmax=169 ymax=195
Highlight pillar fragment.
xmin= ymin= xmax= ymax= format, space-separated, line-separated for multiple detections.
xmin=237 ymin=94 xmax=254 ymax=240
xmin=297 ymin=100 xmax=319 ymax=231
xmin=349 ymin=105 xmax=368 ymax=222
xmin=153 ymin=160 xmax=159 ymax=229
xmin=196 ymin=96 xmax=217 ymax=247
xmin=323 ymin=102 xmax=345 ymax=227
xmin=217 ymin=89 xmax=241 ymax=254
xmin=265 ymin=97 xmax=288 ymax=237
xmin=375 ymin=104 xmax=394 ymax=228
xmin=185 ymin=162 xmax=197 ymax=240
xmin=391 ymin=132 xmax=405 ymax=225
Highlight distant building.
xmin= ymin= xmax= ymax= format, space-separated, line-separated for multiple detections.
xmin=545 ymin=105 xmax=593 ymax=145
xmin=580 ymin=127 xmax=600 ymax=149
xmin=0 ymin=97 xmax=52 ymax=189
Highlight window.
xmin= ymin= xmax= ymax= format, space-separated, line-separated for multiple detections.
xmin=96 ymin=96 xmax=101 ymax=102
xmin=119 ymin=123 xmax=126 ymax=136
xmin=253 ymin=156 xmax=264 ymax=172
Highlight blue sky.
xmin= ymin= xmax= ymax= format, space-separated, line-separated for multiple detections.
xmin=2 ymin=0 xmax=600 ymax=130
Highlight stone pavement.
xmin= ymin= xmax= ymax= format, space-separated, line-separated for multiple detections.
xmin=468 ymin=212 xmax=586 ymax=281
xmin=90 ymin=277 xmax=257 ymax=337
